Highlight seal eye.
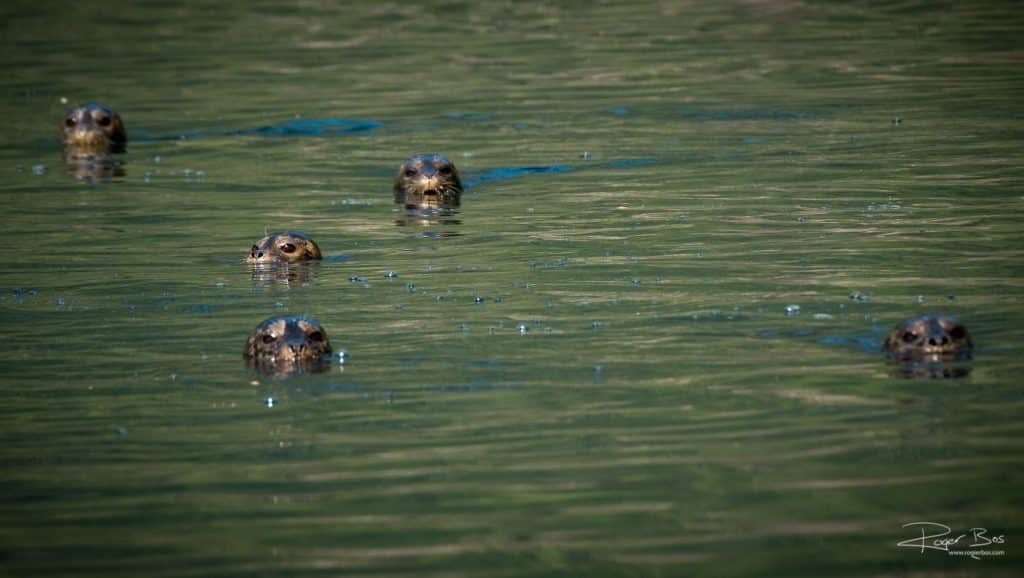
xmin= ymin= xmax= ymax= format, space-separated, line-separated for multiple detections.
xmin=97 ymin=116 xmax=111 ymax=127
xmin=404 ymin=169 xmax=418 ymax=178
xmin=901 ymin=331 xmax=917 ymax=344
xmin=949 ymin=326 xmax=965 ymax=340
xmin=65 ymin=117 xmax=76 ymax=127
xmin=279 ymin=243 xmax=297 ymax=254
xmin=438 ymin=166 xmax=452 ymax=176
xmin=261 ymin=333 xmax=277 ymax=344
xmin=307 ymin=331 xmax=324 ymax=343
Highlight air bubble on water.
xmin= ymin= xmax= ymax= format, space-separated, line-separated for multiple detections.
xmin=405 ymin=283 xmax=416 ymax=293
xmin=916 ymin=295 xmax=926 ymax=303
xmin=544 ymin=327 xmax=553 ymax=334
xmin=264 ymin=397 xmax=277 ymax=408
xmin=474 ymin=295 xmax=484 ymax=305
xmin=849 ymin=291 xmax=871 ymax=303
xmin=31 ymin=164 xmax=47 ymax=176
xmin=812 ymin=313 xmax=834 ymax=320
xmin=784 ymin=304 xmax=802 ymax=316
xmin=153 ymin=155 xmax=161 ymax=163
xmin=516 ymin=323 xmax=528 ymax=335
xmin=591 ymin=320 xmax=603 ymax=330
xmin=493 ymin=297 xmax=502 ymax=304
xmin=947 ymin=294 xmax=956 ymax=301
xmin=580 ymin=151 xmax=591 ymax=160
xmin=384 ymin=271 xmax=397 ymax=279
xmin=336 ymin=350 xmax=348 ymax=364
xmin=348 ymin=275 xmax=367 ymax=283
xmin=274 ymin=301 xmax=285 ymax=309
xmin=459 ymin=324 xmax=470 ymax=333
xmin=631 ymin=278 xmax=641 ymax=285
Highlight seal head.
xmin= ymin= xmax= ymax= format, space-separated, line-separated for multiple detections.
xmin=61 ymin=104 xmax=126 ymax=155
xmin=393 ymin=154 xmax=463 ymax=208
xmin=246 ymin=231 xmax=323 ymax=264
xmin=882 ymin=314 xmax=972 ymax=361
xmin=244 ymin=316 xmax=332 ymax=376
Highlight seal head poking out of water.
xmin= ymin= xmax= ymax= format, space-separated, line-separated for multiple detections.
xmin=393 ymin=154 xmax=463 ymax=208
xmin=61 ymin=103 xmax=126 ymax=155
xmin=882 ymin=314 xmax=972 ymax=361
xmin=246 ymin=231 xmax=323 ymax=264
xmin=244 ymin=316 xmax=332 ymax=376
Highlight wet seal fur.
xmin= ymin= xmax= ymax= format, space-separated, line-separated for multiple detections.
xmin=61 ymin=103 xmax=126 ymax=156
xmin=244 ymin=316 xmax=332 ymax=376
xmin=882 ymin=314 xmax=973 ymax=361
xmin=247 ymin=231 xmax=323 ymax=264
xmin=393 ymin=154 xmax=463 ymax=209
xmin=60 ymin=103 xmax=127 ymax=181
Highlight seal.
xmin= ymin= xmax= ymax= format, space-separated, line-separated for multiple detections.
xmin=246 ymin=231 xmax=323 ymax=264
xmin=882 ymin=314 xmax=973 ymax=361
xmin=60 ymin=103 xmax=126 ymax=155
xmin=393 ymin=154 xmax=463 ymax=208
xmin=244 ymin=315 xmax=332 ymax=376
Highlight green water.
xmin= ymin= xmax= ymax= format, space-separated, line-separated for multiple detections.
xmin=2 ymin=1 xmax=1022 ymax=576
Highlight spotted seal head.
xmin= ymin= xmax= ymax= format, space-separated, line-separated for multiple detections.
xmin=244 ymin=316 xmax=332 ymax=376
xmin=61 ymin=104 xmax=126 ymax=155
xmin=393 ymin=154 xmax=463 ymax=208
xmin=246 ymin=231 xmax=323 ymax=264
xmin=883 ymin=314 xmax=973 ymax=362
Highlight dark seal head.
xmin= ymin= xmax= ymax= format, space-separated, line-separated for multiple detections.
xmin=393 ymin=154 xmax=463 ymax=208
xmin=883 ymin=314 xmax=973 ymax=362
xmin=61 ymin=104 xmax=126 ymax=155
xmin=246 ymin=231 xmax=323 ymax=264
xmin=244 ymin=316 xmax=332 ymax=376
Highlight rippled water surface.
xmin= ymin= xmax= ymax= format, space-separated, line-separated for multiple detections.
xmin=2 ymin=1 xmax=1022 ymax=576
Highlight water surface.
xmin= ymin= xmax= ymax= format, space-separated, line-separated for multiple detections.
xmin=1 ymin=1 xmax=1022 ymax=576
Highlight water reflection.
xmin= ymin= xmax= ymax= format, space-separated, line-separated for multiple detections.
xmin=249 ymin=261 xmax=320 ymax=287
xmin=61 ymin=152 xmax=125 ymax=182
xmin=887 ymin=361 xmax=972 ymax=380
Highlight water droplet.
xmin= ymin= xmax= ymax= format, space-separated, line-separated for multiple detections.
xmin=336 ymin=351 xmax=348 ymax=364
xmin=31 ymin=164 xmax=48 ymax=176
xmin=784 ymin=304 xmax=802 ymax=316
xmin=474 ymin=295 xmax=484 ymax=305
xmin=384 ymin=271 xmax=397 ymax=279
xmin=264 ymin=397 xmax=277 ymax=408
xmin=516 ymin=323 xmax=528 ymax=335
